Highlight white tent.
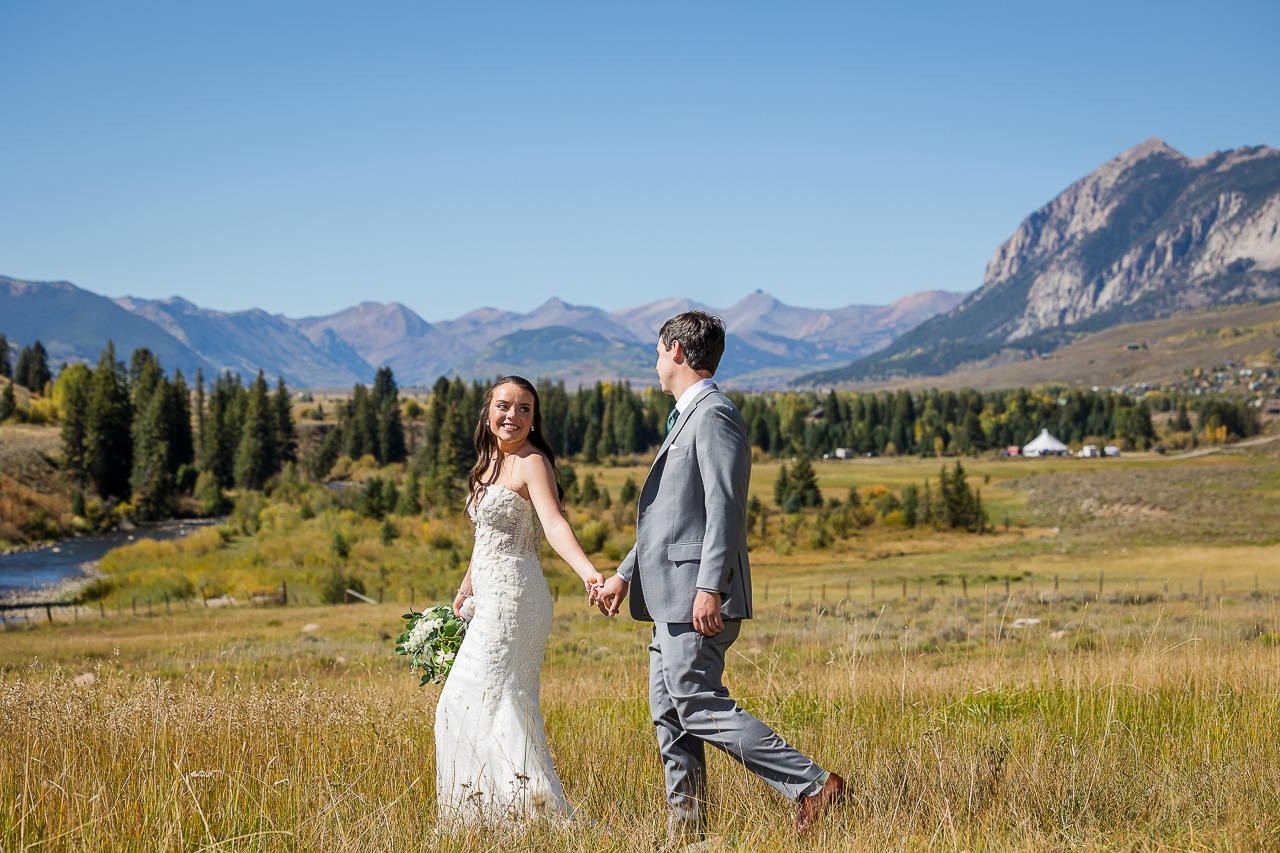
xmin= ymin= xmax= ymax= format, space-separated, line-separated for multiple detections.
xmin=1022 ymin=428 xmax=1070 ymax=457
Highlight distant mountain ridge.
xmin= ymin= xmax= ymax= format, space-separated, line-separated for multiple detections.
xmin=0 ymin=276 xmax=965 ymax=388
xmin=804 ymin=137 xmax=1280 ymax=385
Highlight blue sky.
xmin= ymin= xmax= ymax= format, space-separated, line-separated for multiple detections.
xmin=2 ymin=2 xmax=1277 ymax=321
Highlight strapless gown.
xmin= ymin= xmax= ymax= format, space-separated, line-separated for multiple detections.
xmin=434 ymin=484 xmax=573 ymax=826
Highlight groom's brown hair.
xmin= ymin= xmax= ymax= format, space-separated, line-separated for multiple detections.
xmin=659 ymin=311 xmax=726 ymax=375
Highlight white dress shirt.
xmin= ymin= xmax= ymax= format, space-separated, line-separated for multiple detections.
xmin=674 ymin=377 xmax=716 ymax=416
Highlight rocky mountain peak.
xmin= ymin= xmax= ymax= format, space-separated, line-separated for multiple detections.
xmin=807 ymin=137 xmax=1280 ymax=386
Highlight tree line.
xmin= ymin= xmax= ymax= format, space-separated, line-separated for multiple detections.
xmin=736 ymin=386 xmax=1159 ymax=458
xmin=49 ymin=341 xmax=297 ymax=519
xmin=3 ymin=337 xmax=1178 ymax=522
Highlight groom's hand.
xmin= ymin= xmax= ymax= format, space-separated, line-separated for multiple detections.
xmin=693 ymin=590 xmax=723 ymax=636
xmin=596 ymin=573 xmax=629 ymax=616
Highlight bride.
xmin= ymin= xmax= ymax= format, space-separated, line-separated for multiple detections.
xmin=435 ymin=375 xmax=605 ymax=827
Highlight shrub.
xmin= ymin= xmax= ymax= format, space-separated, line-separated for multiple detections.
xmin=580 ymin=520 xmax=609 ymax=553
xmin=231 ymin=492 xmax=266 ymax=535
xmin=76 ymin=578 xmax=114 ymax=603
xmin=195 ymin=471 xmax=229 ymax=516
xmin=319 ymin=569 xmax=366 ymax=604
xmin=175 ymin=464 xmax=199 ymax=495
xmin=380 ymin=517 xmax=399 ymax=545
xmin=619 ymin=476 xmax=638 ymax=504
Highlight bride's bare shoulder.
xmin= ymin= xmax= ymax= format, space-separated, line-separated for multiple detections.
xmin=513 ymin=447 xmax=554 ymax=480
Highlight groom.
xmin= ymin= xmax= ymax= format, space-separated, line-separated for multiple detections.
xmin=596 ymin=311 xmax=845 ymax=842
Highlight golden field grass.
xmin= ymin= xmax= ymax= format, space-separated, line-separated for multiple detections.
xmin=4 ymin=566 xmax=1280 ymax=852
xmin=5 ymin=442 xmax=1280 ymax=849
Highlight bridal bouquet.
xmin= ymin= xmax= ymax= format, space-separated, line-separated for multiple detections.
xmin=396 ymin=603 xmax=470 ymax=686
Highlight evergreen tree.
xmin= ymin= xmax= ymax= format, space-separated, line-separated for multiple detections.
xmin=0 ymin=334 xmax=10 ymax=378
xmin=619 ymin=476 xmax=638 ymax=503
xmin=233 ymin=371 xmax=274 ymax=490
xmin=359 ymin=476 xmax=386 ymax=519
xmin=936 ymin=462 xmax=982 ymax=531
xmin=306 ymin=425 xmax=343 ymax=481
xmin=1174 ymin=402 xmax=1192 ymax=432
xmin=0 ymin=380 xmax=15 ymax=422
xmin=901 ymin=484 xmax=919 ymax=528
xmin=580 ymin=473 xmax=601 ymax=504
xmin=202 ymin=372 xmax=243 ymax=488
xmin=273 ymin=376 xmax=297 ymax=466
xmin=194 ymin=369 xmax=205 ymax=465
xmin=372 ymin=367 xmax=407 ymax=464
xmin=57 ymin=363 xmax=93 ymax=486
xmin=774 ymin=464 xmax=790 ymax=508
xmin=132 ymin=377 xmax=186 ymax=517
xmin=128 ymin=348 xmax=154 ymax=388
xmin=170 ymin=370 xmax=195 ymax=469
xmin=787 ymin=457 xmax=822 ymax=508
xmin=342 ymin=384 xmax=377 ymax=460
xmin=85 ymin=342 xmax=133 ymax=500
xmin=398 ymin=467 xmax=423 ymax=515
xmin=15 ymin=341 xmax=51 ymax=393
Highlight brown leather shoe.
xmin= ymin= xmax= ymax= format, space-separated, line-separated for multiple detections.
xmin=795 ymin=772 xmax=846 ymax=835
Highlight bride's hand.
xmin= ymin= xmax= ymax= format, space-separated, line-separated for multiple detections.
xmin=582 ymin=570 xmax=605 ymax=600
xmin=452 ymin=592 xmax=470 ymax=618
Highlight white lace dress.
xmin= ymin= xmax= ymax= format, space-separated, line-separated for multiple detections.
xmin=434 ymin=484 xmax=573 ymax=826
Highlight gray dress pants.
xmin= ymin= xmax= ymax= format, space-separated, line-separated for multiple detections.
xmin=648 ymin=620 xmax=826 ymax=828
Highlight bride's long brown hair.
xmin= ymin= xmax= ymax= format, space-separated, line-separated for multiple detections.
xmin=467 ymin=375 xmax=565 ymax=509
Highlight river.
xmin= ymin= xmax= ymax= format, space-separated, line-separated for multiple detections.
xmin=0 ymin=519 xmax=221 ymax=593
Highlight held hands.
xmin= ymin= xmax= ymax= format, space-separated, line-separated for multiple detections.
xmin=581 ymin=569 xmax=605 ymax=602
xmin=594 ymin=573 xmax=629 ymax=616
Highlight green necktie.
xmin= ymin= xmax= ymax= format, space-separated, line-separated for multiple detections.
xmin=666 ymin=407 xmax=679 ymax=434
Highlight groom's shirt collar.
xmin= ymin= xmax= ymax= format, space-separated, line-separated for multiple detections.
xmin=674 ymin=377 xmax=716 ymax=415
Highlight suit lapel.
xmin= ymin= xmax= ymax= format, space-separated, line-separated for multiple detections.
xmin=650 ymin=383 xmax=718 ymax=468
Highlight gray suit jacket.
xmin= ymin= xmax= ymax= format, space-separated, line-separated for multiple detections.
xmin=617 ymin=384 xmax=753 ymax=624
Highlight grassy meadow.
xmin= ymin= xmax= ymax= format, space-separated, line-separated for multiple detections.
xmin=3 ymin=439 xmax=1280 ymax=850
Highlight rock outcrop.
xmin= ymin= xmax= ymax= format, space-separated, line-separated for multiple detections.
xmin=807 ymin=138 xmax=1280 ymax=384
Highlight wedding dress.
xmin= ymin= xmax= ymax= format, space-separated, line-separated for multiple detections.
xmin=435 ymin=483 xmax=573 ymax=826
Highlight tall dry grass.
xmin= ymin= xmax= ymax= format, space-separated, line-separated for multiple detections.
xmin=3 ymin=595 xmax=1279 ymax=851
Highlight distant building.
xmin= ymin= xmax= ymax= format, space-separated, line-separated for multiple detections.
xmin=1022 ymin=429 xmax=1070 ymax=458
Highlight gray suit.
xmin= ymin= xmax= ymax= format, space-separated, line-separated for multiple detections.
xmin=618 ymin=384 xmax=824 ymax=830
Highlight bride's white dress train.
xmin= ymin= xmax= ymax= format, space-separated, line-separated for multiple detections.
xmin=434 ymin=484 xmax=573 ymax=826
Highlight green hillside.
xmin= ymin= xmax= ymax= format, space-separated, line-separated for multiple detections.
xmin=0 ymin=278 xmax=212 ymax=375
xmin=453 ymin=326 xmax=657 ymax=385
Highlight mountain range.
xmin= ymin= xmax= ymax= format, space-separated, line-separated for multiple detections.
xmin=802 ymin=138 xmax=1280 ymax=385
xmin=11 ymin=137 xmax=1274 ymax=391
xmin=0 ymin=274 xmax=965 ymax=389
